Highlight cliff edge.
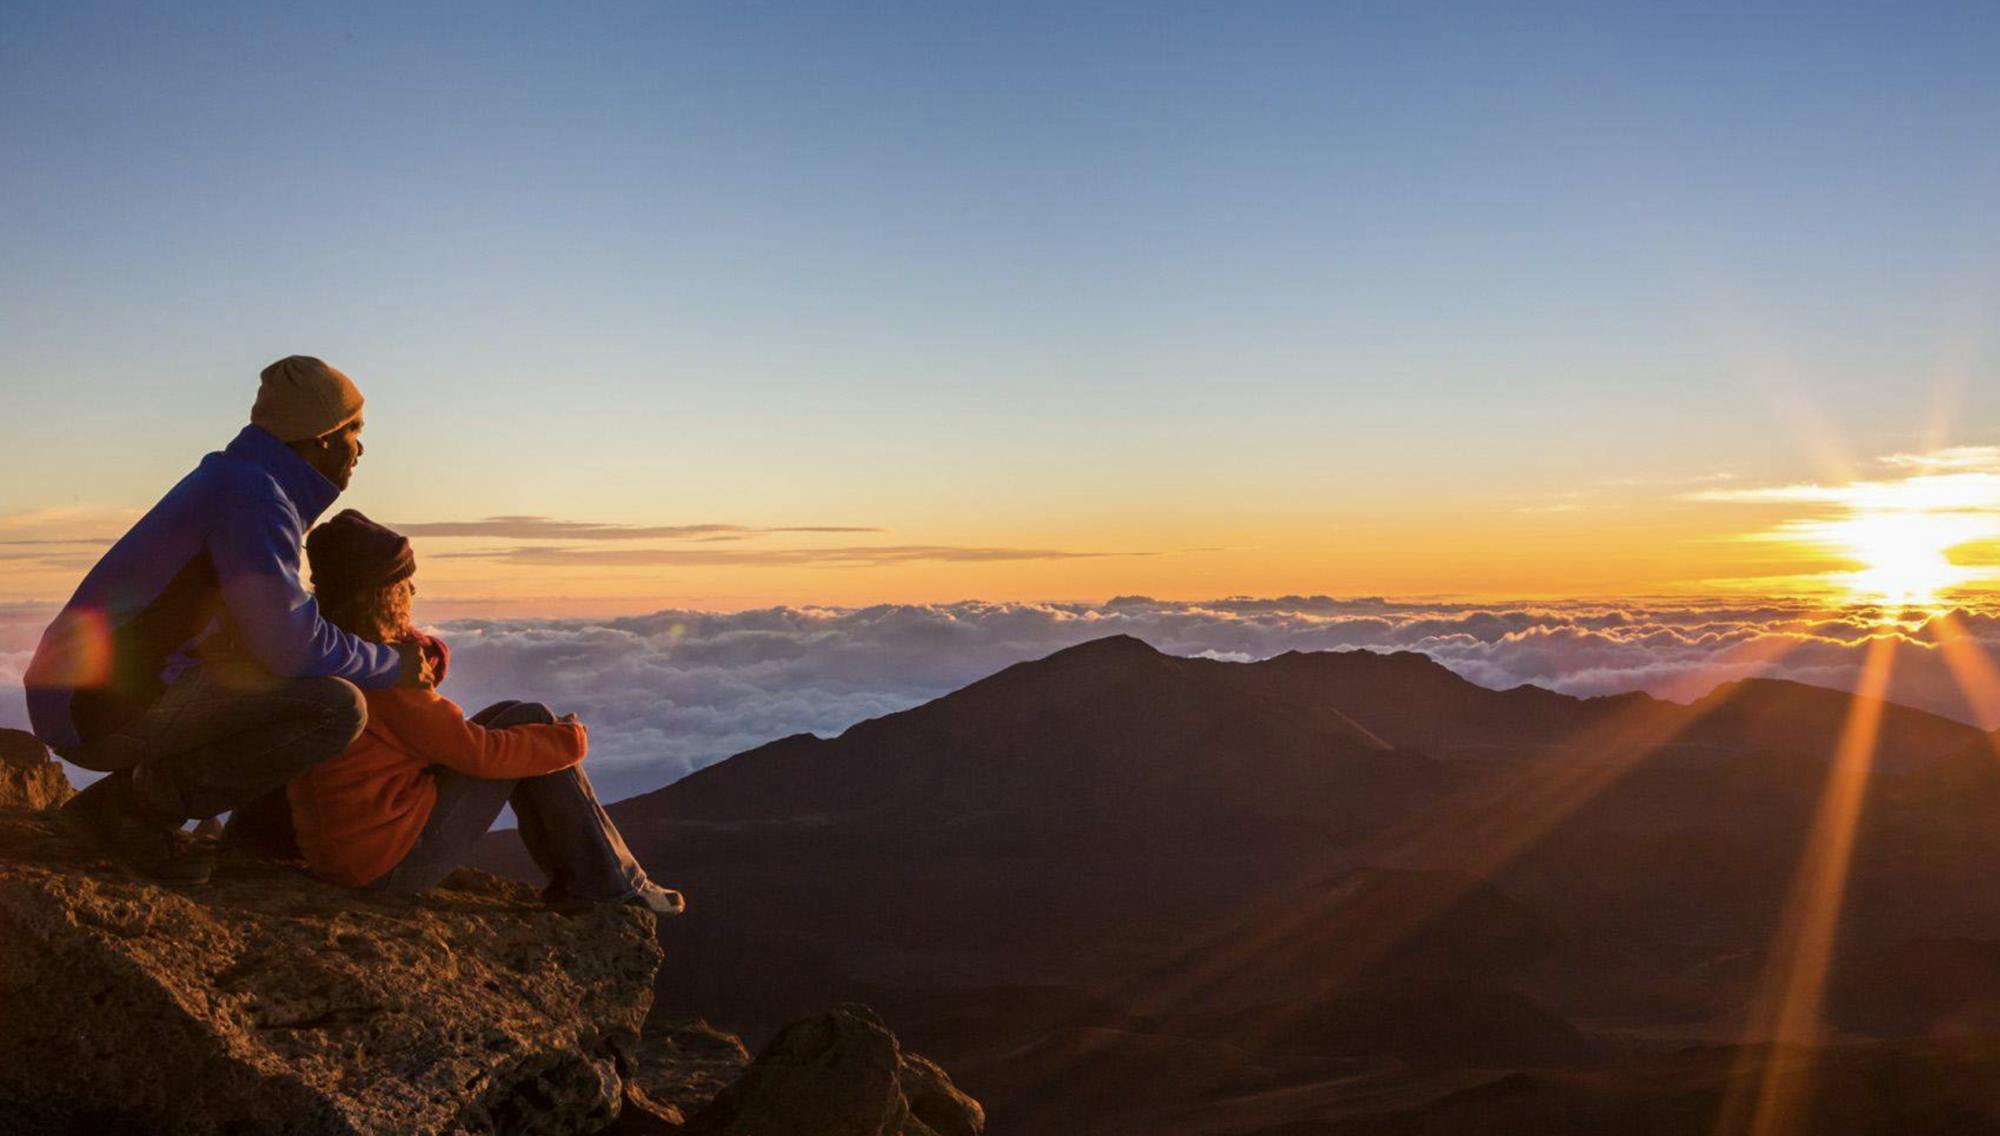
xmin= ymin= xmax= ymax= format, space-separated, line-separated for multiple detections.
xmin=0 ymin=801 xmax=661 ymax=1135
xmin=0 ymin=729 xmax=983 ymax=1136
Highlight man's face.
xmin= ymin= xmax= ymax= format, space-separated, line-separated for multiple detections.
xmin=317 ymin=418 xmax=365 ymax=490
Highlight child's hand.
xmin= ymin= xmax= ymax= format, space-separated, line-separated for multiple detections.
xmin=394 ymin=640 xmax=436 ymax=688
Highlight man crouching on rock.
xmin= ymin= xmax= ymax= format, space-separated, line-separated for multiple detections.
xmin=23 ymin=356 xmax=434 ymax=885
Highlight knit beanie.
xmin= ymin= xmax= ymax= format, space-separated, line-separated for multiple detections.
xmin=251 ymin=355 xmax=365 ymax=442
xmin=307 ymin=510 xmax=415 ymax=595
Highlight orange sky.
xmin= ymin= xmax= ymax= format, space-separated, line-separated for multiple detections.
xmin=8 ymin=445 xmax=1997 ymax=617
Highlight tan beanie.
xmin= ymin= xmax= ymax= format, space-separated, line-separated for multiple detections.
xmin=250 ymin=356 xmax=365 ymax=442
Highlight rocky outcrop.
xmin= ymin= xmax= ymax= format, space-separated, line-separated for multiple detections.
xmin=0 ymin=728 xmax=71 ymax=810
xmin=681 ymin=1004 xmax=984 ymax=1136
xmin=0 ymin=807 xmax=661 ymax=1135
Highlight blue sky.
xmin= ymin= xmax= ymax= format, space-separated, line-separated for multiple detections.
xmin=5 ymin=3 xmax=2000 ymax=607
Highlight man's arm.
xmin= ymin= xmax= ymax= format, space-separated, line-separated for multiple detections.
xmin=209 ymin=495 xmax=405 ymax=687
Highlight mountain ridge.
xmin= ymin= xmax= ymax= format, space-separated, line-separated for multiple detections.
xmin=476 ymin=632 xmax=2000 ymax=1135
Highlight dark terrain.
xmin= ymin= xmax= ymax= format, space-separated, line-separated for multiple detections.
xmin=480 ymin=635 xmax=2000 ymax=1134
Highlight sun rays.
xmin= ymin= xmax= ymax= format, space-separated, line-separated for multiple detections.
xmin=1131 ymin=598 xmax=2000 ymax=1132
xmin=1133 ymin=633 xmax=1814 ymax=1019
xmin=1713 ymin=634 xmax=1897 ymax=1136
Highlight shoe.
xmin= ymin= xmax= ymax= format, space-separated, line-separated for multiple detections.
xmin=546 ymin=881 xmax=687 ymax=917
xmin=630 ymin=883 xmax=687 ymax=918
xmin=58 ymin=773 xmax=215 ymax=886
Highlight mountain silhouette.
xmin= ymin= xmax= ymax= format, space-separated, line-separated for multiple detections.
xmin=477 ymin=635 xmax=2000 ymax=1135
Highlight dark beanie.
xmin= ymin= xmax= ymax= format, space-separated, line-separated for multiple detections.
xmin=307 ymin=509 xmax=415 ymax=594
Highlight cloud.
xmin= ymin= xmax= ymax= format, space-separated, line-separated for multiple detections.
xmin=437 ymin=544 xmax=1151 ymax=568
xmin=1881 ymin=446 xmax=2000 ymax=473
xmin=1688 ymin=447 xmax=2000 ymax=510
xmin=1510 ymin=471 xmax=1739 ymax=514
xmin=0 ymin=551 xmax=107 ymax=571
xmin=0 ymin=508 xmax=132 ymax=574
xmin=394 ymin=516 xmax=885 ymax=540
xmin=9 ymin=594 xmax=2000 ymax=805
xmin=368 ymin=596 xmax=2000 ymax=802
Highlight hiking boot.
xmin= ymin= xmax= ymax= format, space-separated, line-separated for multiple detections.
xmin=58 ymin=772 xmax=215 ymax=886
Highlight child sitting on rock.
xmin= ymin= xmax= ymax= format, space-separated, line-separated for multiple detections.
xmin=288 ymin=509 xmax=684 ymax=916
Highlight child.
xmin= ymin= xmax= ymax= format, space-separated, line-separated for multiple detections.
xmin=288 ymin=509 xmax=684 ymax=916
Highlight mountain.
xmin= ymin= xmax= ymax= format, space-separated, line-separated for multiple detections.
xmin=647 ymin=635 xmax=1436 ymax=840
xmin=476 ymin=635 xmax=2000 ymax=1135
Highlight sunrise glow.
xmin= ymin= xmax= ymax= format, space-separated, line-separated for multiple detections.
xmin=1816 ymin=511 xmax=1989 ymax=606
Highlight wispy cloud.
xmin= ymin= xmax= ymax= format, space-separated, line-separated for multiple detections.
xmin=1687 ymin=447 xmax=2000 ymax=509
xmin=438 ymin=544 xmax=1152 ymax=568
xmin=1880 ymin=446 xmax=2000 ymax=473
xmin=1514 ymin=491 xmax=1588 ymax=515
xmin=1598 ymin=471 xmax=1740 ymax=488
xmin=0 ymin=550 xmax=103 ymax=571
xmin=0 ymin=506 xmax=138 ymax=544
xmin=394 ymin=516 xmax=884 ymax=540
xmin=1512 ymin=471 xmax=1740 ymax=514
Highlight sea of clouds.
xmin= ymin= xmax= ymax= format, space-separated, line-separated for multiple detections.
xmin=8 ymin=596 xmax=2000 ymax=803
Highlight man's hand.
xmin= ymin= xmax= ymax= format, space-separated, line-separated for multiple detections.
xmin=557 ymin=712 xmax=582 ymax=726
xmin=394 ymin=640 xmax=436 ymax=688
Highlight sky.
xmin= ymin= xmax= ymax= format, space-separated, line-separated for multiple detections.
xmin=9 ymin=4 xmax=2000 ymax=800
xmin=6 ymin=3 xmax=2000 ymax=612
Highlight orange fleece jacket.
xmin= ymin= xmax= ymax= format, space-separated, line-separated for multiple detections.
xmin=288 ymin=687 xmax=588 ymax=887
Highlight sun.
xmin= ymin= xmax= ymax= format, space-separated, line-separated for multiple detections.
xmin=1817 ymin=510 xmax=1989 ymax=607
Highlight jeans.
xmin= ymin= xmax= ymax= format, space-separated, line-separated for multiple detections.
xmin=368 ymin=700 xmax=649 ymax=902
xmin=66 ymin=660 xmax=366 ymax=825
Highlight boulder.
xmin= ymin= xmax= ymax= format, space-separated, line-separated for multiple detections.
xmin=0 ymin=728 xmax=71 ymax=810
xmin=681 ymin=1003 xmax=984 ymax=1136
xmin=0 ymin=807 xmax=662 ymax=1135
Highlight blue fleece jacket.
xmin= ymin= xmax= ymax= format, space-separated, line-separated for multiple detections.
xmin=25 ymin=425 xmax=402 ymax=751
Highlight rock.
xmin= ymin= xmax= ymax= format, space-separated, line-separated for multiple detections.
xmin=0 ymin=807 xmax=661 ymax=1135
xmin=898 ymin=1053 xmax=985 ymax=1136
xmin=681 ymin=1003 xmax=984 ymax=1136
xmin=605 ymin=1015 xmax=752 ymax=1134
xmin=0 ymin=729 xmax=71 ymax=810
xmin=638 ymin=1016 xmax=751 ymax=1121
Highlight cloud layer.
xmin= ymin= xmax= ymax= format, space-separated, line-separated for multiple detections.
xmin=8 ymin=596 xmax=2000 ymax=803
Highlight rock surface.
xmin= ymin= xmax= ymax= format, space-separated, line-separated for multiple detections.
xmin=0 ymin=807 xmax=661 ymax=1135
xmin=641 ymin=1016 xmax=752 ymax=1122
xmin=681 ymin=1003 xmax=984 ymax=1136
xmin=0 ymin=728 xmax=72 ymax=810
xmin=607 ymin=1016 xmax=752 ymax=1132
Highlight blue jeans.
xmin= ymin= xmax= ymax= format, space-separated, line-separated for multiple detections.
xmin=368 ymin=700 xmax=649 ymax=902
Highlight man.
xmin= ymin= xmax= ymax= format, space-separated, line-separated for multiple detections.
xmin=24 ymin=356 xmax=433 ymax=884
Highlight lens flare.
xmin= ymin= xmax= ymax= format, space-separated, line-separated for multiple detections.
xmin=20 ymin=606 xmax=114 ymax=687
